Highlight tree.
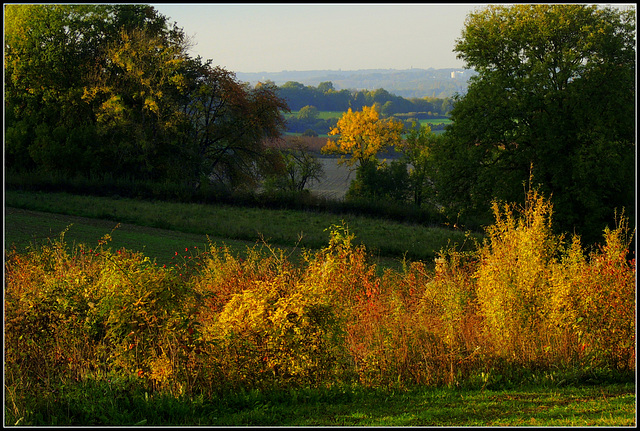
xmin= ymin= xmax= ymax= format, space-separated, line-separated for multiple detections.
xmin=83 ymin=27 xmax=191 ymax=180
xmin=345 ymin=159 xmax=409 ymax=203
xmin=180 ymin=66 xmax=289 ymax=190
xmin=5 ymin=4 xmax=111 ymax=174
xmin=440 ymin=4 xmax=635 ymax=239
xmin=397 ymin=123 xmax=436 ymax=207
xmin=317 ymin=81 xmax=334 ymax=93
xmin=321 ymin=105 xmax=404 ymax=170
xmin=297 ymin=105 xmax=319 ymax=121
xmin=4 ymin=4 xmax=191 ymax=179
xmin=265 ymin=138 xmax=325 ymax=193
xmin=5 ymin=4 xmax=290 ymax=189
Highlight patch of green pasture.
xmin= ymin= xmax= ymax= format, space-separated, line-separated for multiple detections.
xmin=5 ymin=190 xmax=476 ymax=265
xmin=420 ymin=118 xmax=452 ymax=126
xmin=190 ymin=383 xmax=637 ymax=426
xmin=316 ymin=110 xmax=345 ymax=120
xmin=285 ymin=110 xmax=344 ymax=120
xmin=284 ymin=131 xmax=330 ymax=138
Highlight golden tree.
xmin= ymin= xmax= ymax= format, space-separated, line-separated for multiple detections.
xmin=322 ymin=105 xmax=404 ymax=169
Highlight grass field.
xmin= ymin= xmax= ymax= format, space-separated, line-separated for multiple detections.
xmin=5 ymin=190 xmax=477 ymax=269
xmin=4 ymin=207 xmax=259 ymax=267
xmin=420 ymin=118 xmax=453 ymax=125
xmin=285 ymin=110 xmax=344 ymax=120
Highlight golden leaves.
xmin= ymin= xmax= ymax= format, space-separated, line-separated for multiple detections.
xmin=321 ymin=105 xmax=404 ymax=167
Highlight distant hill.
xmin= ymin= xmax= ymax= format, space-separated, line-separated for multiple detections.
xmin=235 ymin=68 xmax=477 ymax=99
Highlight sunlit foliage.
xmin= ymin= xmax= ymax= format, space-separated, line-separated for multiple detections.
xmin=5 ymin=194 xmax=634 ymax=414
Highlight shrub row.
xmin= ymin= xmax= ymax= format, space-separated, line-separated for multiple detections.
xmin=5 ymin=192 xmax=635 ymax=410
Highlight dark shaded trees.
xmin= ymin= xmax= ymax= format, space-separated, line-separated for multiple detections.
xmin=264 ymin=138 xmax=325 ymax=193
xmin=437 ymin=4 xmax=635 ymax=239
xmin=5 ymin=4 xmax=289 ymax=190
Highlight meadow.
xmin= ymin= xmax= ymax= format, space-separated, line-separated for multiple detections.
xmin=4 ymin=187 xmax=635 ymax=426
xmin=5 ymin=189 xmax=474 ymax=266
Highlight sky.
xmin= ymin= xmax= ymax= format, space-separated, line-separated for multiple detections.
xmin=151 ymin=3 xmax=487 ymax=73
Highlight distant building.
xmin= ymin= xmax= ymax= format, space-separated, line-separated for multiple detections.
xmin=451 ymin=70 xmax=464 ymax=79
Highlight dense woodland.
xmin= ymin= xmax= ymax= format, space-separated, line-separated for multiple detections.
xmin=276 ymin=81 xmax=454 ymax=115
xmin=4 ymin=4 xmax=636 ymax=243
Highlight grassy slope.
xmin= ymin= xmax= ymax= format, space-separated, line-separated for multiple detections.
xmin=5 ymin=207 xmax=260 ymax=267
xmin=5 ymin=190 xmax=477 ymax=269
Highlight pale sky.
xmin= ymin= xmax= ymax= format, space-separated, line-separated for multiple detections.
xmin=152 ymin=3 xmax=485 ymax=73
xmin=152 ymin=3 xmax=636 ymax=73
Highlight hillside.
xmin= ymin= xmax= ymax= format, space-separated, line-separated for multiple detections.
xmin=236 ymin=68 xmax=477 ymax=99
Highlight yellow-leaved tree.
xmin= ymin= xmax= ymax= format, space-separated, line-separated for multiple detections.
xmin=322 ymin=105 xmax=404 ymax=170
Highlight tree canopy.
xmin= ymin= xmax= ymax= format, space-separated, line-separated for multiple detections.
xmin=321 ymin=106 xmax=404 ymax=169
xmin=5 ymin=4 xmax=289 ymax=189
xmin=436 ymin=4 xmax=635 ymax=239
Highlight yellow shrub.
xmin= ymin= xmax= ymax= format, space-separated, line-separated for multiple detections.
xmin=475 ymin=189 xmax=561 ymax=362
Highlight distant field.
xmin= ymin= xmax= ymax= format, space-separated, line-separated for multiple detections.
xmin=283 ymin=110 xmax=451 ymax=138
xmin=271 ymin=135 xmax=329 ymax=152
xmin=307 ymin=157 xmax=353 ymax=200
xmin=286 ymin=110 xmax=452 ymax=124
xmin=285 ymin=110 xmax=344 ymax=120
xmin=421 ymin=118 xmax=452 ymax=125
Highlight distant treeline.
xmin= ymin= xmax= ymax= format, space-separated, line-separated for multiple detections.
xmin=275 ymin=81 xmax=453 ymax=116
xmin=276 ymin=81 xmax=453 ymax=135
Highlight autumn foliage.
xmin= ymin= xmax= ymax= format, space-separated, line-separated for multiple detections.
xmin=5 ymin=193 xmax=635 ymax=407
xmin=322 ymin=105 xmax=404 ymax=168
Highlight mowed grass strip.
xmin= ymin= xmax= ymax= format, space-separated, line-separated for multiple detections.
xmin=5 ymin=190 xmax=476 ymax=264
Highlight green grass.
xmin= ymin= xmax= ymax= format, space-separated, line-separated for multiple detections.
xmin=285 ymin=110 xmax=344 ymax=120
xmin=8 ymin=381 xmax=635 ymax=426
xmin=420 ymin=118 xmax=453 ymax=125
xmin=4 ymin=207 xmax=259 ymax=267
xmin=5 ymin=190 xmax=478 ymax=267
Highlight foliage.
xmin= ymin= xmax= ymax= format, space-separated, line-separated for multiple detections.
xmin=396 ymin=123 xmax=438 ymax=206
xmin=297 ymin=105 xmax=319 ymax=121
xmin=4 ymin=4 xmax=289 ymax=189
xmin=263 ymin=139 xmax=325 ymax=193
xmin=6 ymin=192 xmax=634 ymax=423
xmin=440 ymin=4 xmax=636 ymax=242
xmin=321 ymin=105 xmax=404 ymax=169
xmin=275 ymin=80 xmax=455 ymax=115
xmin=345 ymin=160 xmax=409 ymax=203
xmin=474 ymin=188 xmax=636 ymax=371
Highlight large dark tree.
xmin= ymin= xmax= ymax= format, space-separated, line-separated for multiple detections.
xmin=434 ymin=4 xmax=635 ymax=240
xmin=5 ymin=4 xmax=289 ymax=189
xmin=5 ymin=4 xmax=188 ymax=178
